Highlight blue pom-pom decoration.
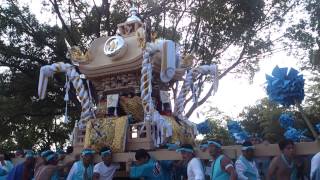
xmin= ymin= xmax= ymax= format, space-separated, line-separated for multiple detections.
xmin=196 ymin=120 xmax=211 ymax=134
xmin=266 ymin=66 xmax=304 ymax=107
xmin=316 ymin=123 xmax=320 ymax=133
xmin=279 ymin=113 xmax=294 ymax=129
xmin=227 ymin=120 xmax=242 ymax=133
xmin=284 ymin=127 xmax=307 ymax=142
xmin=227 ymin=120 xmax=249 ymax=144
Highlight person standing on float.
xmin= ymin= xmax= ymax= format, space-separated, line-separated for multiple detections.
xmin=207 ymin=140 xmax=237 ymax=180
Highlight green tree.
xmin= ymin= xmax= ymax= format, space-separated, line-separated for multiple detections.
xmin=240 ymin=97 xmax=319 ymax=143
xmin=0 ymin=0 xmax=304 ymax=149
xmin=201 ymin=118 xmax=234 ymax=145
xmin=284 ymin=0 xmax=320 ymax=65
xmin=200 ymin=107 xmax=234 ymax=145
xmin=240 ymin=98 xmax=286 ymax=143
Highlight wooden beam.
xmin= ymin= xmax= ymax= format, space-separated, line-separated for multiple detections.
xmin=11 ymin=142 xmax=318 ymax=166
xmin=109 ymin=141 xmax=320 ymax=162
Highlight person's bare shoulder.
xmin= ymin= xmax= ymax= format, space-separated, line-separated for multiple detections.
xmin=271 ymin=156 xmax=280 ymax=164
xmin=221 ymin=156 xmax=234 ymax=171
xmin=221 ymin=155 xmax=232 ymax=164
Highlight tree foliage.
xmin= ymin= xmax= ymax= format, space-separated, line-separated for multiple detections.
xmin=240 ymin=96 xmax=320 ymax=143
xmin=199 ymin=107 xmax=234 ymax=145
xmin=239 ymin=98 xmax=286 ymax=143
xmin=0 ymin=0 xmax=304 ymax=150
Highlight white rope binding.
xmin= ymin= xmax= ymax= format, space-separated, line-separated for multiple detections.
xmin=38 ymin=62 xmax=95 ymax=129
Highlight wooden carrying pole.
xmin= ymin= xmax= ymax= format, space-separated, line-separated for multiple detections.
xmin=109 ymin=141 xmax=320 ymax=162
xmin=296 ymin=103 xmax=319 ymax=140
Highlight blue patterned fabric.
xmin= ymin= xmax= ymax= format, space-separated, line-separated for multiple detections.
xmin=130 ymin=159 xmax=170 ymax=180
xmin=266 ymin=66 xmax=304 ymax=107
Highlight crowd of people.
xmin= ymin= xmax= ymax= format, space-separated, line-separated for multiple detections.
xmin=0 ymin=139 xmax=319 ymax=180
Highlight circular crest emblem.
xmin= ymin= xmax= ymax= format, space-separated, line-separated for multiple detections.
xmin=103 ymin=36 xmax=127 ymax=60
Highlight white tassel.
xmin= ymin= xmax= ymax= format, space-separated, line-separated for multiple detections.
xmin=64 ymin=101 xmax=69 ymax=123
xmin=64 ymin=75 xmax=70 ymax=123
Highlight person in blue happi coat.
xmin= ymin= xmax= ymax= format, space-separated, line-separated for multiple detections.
xmin=0 ymin=153 xmax=13 ymax=180
xmin=34 ymin=150 xmax=60 ymax=180
xmin=7 ymin=151 xmax=35 ymax=180
xmin=67 ymin=148 xmax=95 ymax=180
xmin=208 ymin=140 xmax=237 ymax=180
xmin=235 ymin=141 xmax=260 ymax=180
xmin=129 ymin=148 xmax=171 ymax=180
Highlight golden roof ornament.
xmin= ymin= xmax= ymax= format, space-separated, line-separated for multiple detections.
xmin=65 ymin=39 xmax=91 ymax=65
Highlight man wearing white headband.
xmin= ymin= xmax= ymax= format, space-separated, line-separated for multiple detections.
xmin=67 ymin=148 xmax=95 ymax=180
xmin=93 ymin=147 xmax=119 ymax=180
xmin=207 ymin=139 xmax=237 ymax=180
xmin=176 ymin=144 xmax=205 ymax=180
xmin=235 ymin=141 xmax=260 ymax=180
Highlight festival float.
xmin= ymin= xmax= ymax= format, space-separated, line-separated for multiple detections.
xmin=37 ymin=4 xmax=320 ymax=168
xmin=38 ymin=5 xmax=218 ymax=155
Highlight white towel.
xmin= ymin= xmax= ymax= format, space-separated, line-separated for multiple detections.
xmin=160 ymin=40 xmax=176 ymax=83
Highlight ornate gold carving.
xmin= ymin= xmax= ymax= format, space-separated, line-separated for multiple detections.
xmin=84 ymin=117 xmax=128 ymax=153
xmin=67 ymin=46 xmax=91 ymax=64
xmin=180 ymin=54 xmax=194 ymax=69
xmin=136 ymin=27 xmax=146 ymax=49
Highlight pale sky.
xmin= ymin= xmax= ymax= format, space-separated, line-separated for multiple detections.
xmin=200 ymin=52 xmax=299 ymax=117
xmin=23 ymin=0 xmax=305 ymax=124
